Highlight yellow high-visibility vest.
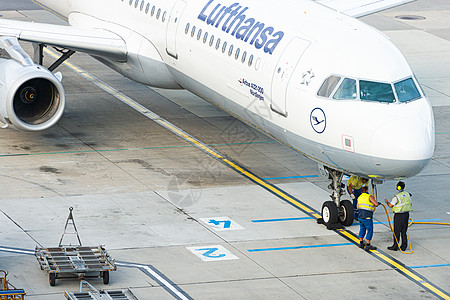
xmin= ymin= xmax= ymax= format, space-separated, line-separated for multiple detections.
xmin=347 ymin=176 xmax=367 ymax=190
xmin=358 ymin=193 xmax=375 ymax=211
xmin=392 ymin=191 xmax=412 ymax=213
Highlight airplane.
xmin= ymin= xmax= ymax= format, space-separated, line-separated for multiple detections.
xmin=0 ymin=0 xmax=435 ymax=227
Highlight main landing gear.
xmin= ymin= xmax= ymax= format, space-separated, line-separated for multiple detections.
xmin=318 ymin=166 xmax=354 ymax=229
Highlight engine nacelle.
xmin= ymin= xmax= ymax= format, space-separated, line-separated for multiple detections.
xmin=0 ymin=38 xmax=65 ymax=131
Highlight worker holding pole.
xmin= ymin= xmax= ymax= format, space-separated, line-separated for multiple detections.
xmin=385 ymin=181 xmax=412 ymax=251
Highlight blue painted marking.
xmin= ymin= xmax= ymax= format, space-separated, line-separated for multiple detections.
xmin=197 ymin=248 xmax=225 ymax=258
xmin=263 ymin=175 xmax=319 ymax=180
xmin=409 ymin=263 xmax=450 ymax=269
xmin=252 ymin=217 xmax=313 ymax=223
xmin=248 ymin=243 xmax=352 ymax=252
xmin=208 ymin=219 xmax=231 ymax=228
xmin=436 ymin=132 xmax=450 ymax=135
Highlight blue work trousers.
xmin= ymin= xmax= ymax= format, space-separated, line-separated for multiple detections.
xmin=349 ymin=188 xmax=362 ymax=219
xmin=358 ymin=218 xmax=374 ymax=241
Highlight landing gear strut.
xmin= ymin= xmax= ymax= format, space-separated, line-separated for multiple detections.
xmin=319 ymin=166 xmax=354 ymax=229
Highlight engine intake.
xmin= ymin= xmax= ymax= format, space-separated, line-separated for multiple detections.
xmin=13 ymin=77 xmax=62 ymax=125
xmin=0 ymin=57 xmax=65 ymax=131
xmin=0 ymin=36 xmax=65 ymax=131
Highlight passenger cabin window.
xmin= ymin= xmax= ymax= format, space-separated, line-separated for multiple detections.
xmin=333 ymin=78 xmax=356 ymax=100
xmin=228 ymin=45 xmax=234 ymax=56
xmin=145 ymin=3 xmax=150 ymax=13
xmin=394 ymin=78 xmax=421 ymax=102
xmin=215 ymin=38 xmax=221 ymax=50
xmin=241 ymin=51 xmax=247 ymax=63
xmin=185 ymin=23 xmax=190 ymax=34
xmin=360 ymin=80 xmax=395 ymax=103
xmin=318 ymin=75 xmax=341 ymax=98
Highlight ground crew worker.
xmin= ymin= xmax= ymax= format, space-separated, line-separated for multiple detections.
xmin=347 ymin=176 xmax=369 ymax=220
xmin=385 ymin=181 xmax=412 ymax=251
xmin=357 ymin=186 xmax=379 ymax=251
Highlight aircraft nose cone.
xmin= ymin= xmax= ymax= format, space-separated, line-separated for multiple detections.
xmin=371 ymin=118 xmax=434 ymax=178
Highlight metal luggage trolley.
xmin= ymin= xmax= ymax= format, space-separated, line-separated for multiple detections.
xmin=35 ymin=208 xmax=117 ymax=286
xmin=0 ymin=270 xmax=26 ymax=299
xmin=65 ymin=280 xmax=138 ymax=300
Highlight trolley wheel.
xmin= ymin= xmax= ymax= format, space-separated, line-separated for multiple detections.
xmin=49 ymin=273 xmax=56 ymax=286
xmin=339 ymin=200 xmax=354 ymax=226
xmin=322 ymin=201 xmax=338 ymax=225
xmin=102 ymin=271 xmax=109 ymax=284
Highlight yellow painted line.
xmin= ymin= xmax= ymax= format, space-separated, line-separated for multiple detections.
xmin=374 ymin=252 xmax=421 ymax=280
xmin=374 ymin=251 xmax=450 ymax=299
xmin=337 ymin=229 xmax=360 ymax=243
xmin=48 ymin=48 xmax=449 ymax=300
xmin=221 ymin=159 xmax=314 ymax=213
xmin=423 ymin=284 xmax=450 ymax=300
xmin=338 ymin=226 xmax=449 ymax=298
xmin=31 ymin=0 xmax=68 ymax=21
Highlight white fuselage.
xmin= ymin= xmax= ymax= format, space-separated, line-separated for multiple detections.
xmin=36 ymin=0 xmax=435 ymax=179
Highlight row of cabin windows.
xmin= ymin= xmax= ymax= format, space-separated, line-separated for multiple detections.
xmin=185 ymin=23 xmax=255 ymax=67
xmin=123 ymin=0 xmax=167 ymax=22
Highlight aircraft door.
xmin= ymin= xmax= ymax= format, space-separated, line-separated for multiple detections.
xmin=271 ymin=37 xmax=310 ymax=116
xmin=166 ymin=0 xmax=187 ymax=59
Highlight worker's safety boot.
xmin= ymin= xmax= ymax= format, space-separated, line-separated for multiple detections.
xmin=365 ymin=244 xmax=377 ymax=251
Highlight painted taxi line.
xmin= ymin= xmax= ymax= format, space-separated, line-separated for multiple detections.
xmin=0 ymin=246 xmax=192 ymax=300
xmin=53 ymin=50 xmax=449 ymax=300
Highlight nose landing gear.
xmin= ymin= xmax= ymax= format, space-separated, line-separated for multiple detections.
xmin=318 ymin=166 xmax=354 ymax=229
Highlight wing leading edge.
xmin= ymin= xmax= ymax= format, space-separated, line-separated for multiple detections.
xmin=314 ymin=0 xmax=416 ymax=17
xmin=0 ymin=19 xmax=127 ymax=61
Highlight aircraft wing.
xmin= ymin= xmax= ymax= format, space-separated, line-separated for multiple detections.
xmin=0 ymin=19 xmax=127 ymax=61
xmin=314 ymin=0 xmax=416 ymax=17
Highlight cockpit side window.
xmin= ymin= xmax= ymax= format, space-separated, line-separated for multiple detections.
xmin=360 ymin=80 xmax=395 ymax=103
xmin=394 ymin=78 xmax=421 ymax=102
xmin=317 ymin=75 xmax=341 ymax=98
xmin=333 ymin=78 xmax=356 ymax=100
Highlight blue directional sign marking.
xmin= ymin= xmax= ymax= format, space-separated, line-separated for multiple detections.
xmin=208 ymin=219 xmax=231 ymax=228
xmin=200 ymin=217 xmax=244 ymax=231
xmin=186 ymin=245 xmax=239 ymax=261
xmin=197 ymin=248 xmax=226 ymax=258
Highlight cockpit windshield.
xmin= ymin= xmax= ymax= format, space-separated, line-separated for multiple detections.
xmin=317 ymin=75 xmax=422 ymax=103
xmin=394 ymin=78 xmax=421 ymax=102
xmin=333 ymin=78 xmax=356 ymax=100
xmin=360 ymin=80 xmax=395 ymax=103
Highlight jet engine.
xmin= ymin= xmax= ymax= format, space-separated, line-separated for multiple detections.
xmin=0 ymin=37 xmax=64 ymax=131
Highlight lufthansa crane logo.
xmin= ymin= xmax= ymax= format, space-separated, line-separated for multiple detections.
xmin=310 ymin=108 xmax=326 ymax=134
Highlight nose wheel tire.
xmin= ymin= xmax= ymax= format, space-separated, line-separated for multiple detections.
xmin=338 ymin=199 xmax=354 ymax=226
xmin=322 ymin=201 xmax=338 ymax=225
